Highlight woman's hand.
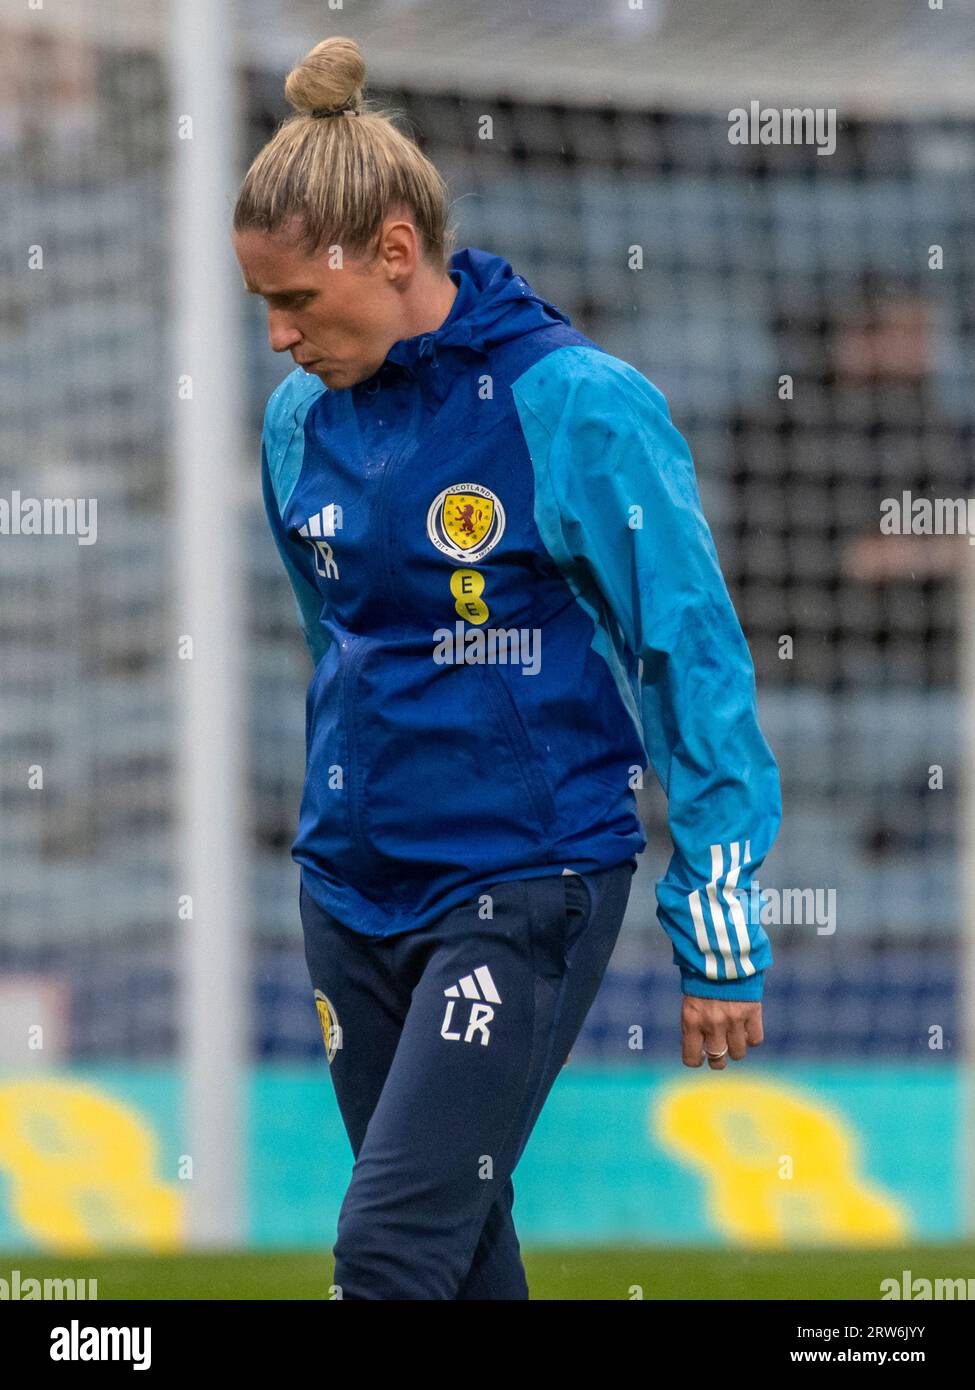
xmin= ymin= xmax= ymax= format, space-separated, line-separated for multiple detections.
xmin=681 ymin=995 xmax=764 ymax=1070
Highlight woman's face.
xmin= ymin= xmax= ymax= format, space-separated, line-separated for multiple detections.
xmin=234 ymin=220 xmax=407 ymax=390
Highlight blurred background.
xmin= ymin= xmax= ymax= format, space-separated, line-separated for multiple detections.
xmin=1 ymin=0 xmax=974 ymax=1296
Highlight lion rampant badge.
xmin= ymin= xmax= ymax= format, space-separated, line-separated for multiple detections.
xmin=426 ymin=483 xmax=506 ymax=563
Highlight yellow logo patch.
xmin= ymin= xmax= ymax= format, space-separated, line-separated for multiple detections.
xmin=450 ymin=568 xmax=489 ymax=624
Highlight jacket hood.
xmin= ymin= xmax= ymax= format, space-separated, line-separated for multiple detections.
xmin=378 ymin=247 xmax=572 ymax=389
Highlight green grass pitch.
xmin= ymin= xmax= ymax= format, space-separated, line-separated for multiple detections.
xmin=5 ymin=1244 xmax=974 ymax=1299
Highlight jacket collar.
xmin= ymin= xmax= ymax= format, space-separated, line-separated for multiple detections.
xmin=355 ymin=248 xmax=570 ymax=403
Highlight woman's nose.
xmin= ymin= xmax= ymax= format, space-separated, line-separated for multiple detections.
xmin=268 ymin=313 xmax=301 ymax=354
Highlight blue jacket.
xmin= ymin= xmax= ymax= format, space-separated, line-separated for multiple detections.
xmin=261 ymin=247 xmax=781 ymax=1000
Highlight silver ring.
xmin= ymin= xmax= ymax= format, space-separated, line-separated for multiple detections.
xmin=704 ymin=1046 xmax=729 ymax=1060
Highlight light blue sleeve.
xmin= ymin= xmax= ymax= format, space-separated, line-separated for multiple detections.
xmin=261 ymin=369 xmax=330 ymax=667
xmin=514 ymin=346 xmax=781 ymax=1001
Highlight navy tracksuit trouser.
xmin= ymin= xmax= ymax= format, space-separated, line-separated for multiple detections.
xmin=299 ymin=858 xmax=636 ymax=1300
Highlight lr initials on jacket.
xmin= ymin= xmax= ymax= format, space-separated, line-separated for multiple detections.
xmin=299 ymin=504 xmax=341 ymax=579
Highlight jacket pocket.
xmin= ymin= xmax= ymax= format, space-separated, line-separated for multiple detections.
xmin=342 ymin=648 xmax=557 ymax=868
xmin=299 ymin=635 xmax=373 ymax=876
xmin=561 ymin=871 xmax=593 ymax=965
xmin=478 ymin=663 xmax=557 ymax=840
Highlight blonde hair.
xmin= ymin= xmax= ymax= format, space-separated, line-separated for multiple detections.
xmin=234 ymin=36 xmax=456 ymax=273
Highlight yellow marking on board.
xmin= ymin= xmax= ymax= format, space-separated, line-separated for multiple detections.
xmin=654 ymin=1076 xmax=908 ymax=1246
xmin=0 ymin=1079 xmax=183 ymax=1251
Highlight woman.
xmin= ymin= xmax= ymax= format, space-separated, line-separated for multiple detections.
xmin=233 ymin=36 xmax=781 ymax=1300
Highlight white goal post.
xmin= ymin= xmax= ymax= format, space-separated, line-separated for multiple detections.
xmin=170 ymin=0 xmax=247 ymax=1246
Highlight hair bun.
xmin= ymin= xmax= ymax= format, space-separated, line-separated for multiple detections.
xmin=285 ymin=36 xmax=366 ymax=116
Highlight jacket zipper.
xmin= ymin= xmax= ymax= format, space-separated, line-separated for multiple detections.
xmin=340 ymin=375 xmax=422 ymax=856
xmin=375 ymin=374 xmax=425 ymax=615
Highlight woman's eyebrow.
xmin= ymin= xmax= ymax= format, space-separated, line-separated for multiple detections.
xmin=246 ymin=285 xmax=316 ymax=301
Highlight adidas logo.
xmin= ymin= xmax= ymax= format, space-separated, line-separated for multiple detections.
xmin=298 ymin=506 xmax=341 ymax=579
xmin=441 ymin=965 xmax=502 ymax=1046
xmin=443 ymin=966 xmax=502 ymax=1004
